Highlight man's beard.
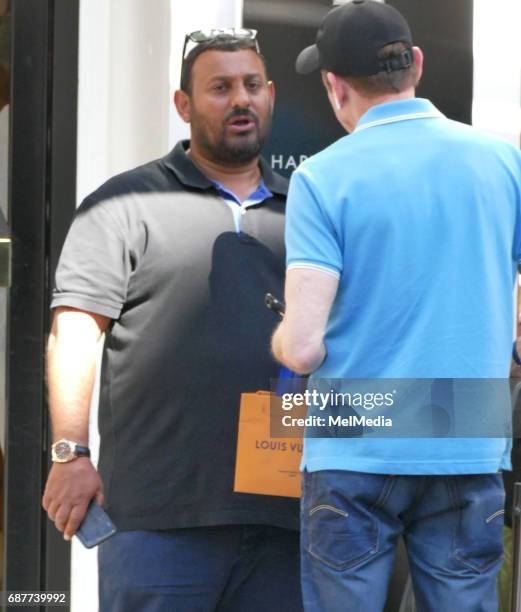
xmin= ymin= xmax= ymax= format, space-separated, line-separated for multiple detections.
xmin=192 ymin=108 xmax=272 ymax=165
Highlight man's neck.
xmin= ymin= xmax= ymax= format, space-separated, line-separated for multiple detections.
xmin=188 ymin=142 xmax=262 ymax=203
xmin=344 ymin=90 xmax=416 ymax=133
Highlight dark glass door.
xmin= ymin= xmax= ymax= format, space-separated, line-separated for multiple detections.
xmin=0 ymin=0 xmax=10 ymax=592
xmin=2 ymin=2 xmax=78 ymax=608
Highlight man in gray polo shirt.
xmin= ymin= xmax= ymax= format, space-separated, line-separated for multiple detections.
xmin=42 ymin=31 xmax=301 ymax=612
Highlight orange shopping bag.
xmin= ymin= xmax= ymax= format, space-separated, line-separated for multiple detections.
xmin=234 ymin=391 xmax=305 ymax=498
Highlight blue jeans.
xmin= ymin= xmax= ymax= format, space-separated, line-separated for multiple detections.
xmin=98 ymin=524 xmax=302 ymax=612
xmin=301 ymin=470 xmax=505 ymax=612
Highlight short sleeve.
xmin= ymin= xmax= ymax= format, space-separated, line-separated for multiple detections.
xmin=51 ymin=197 xmax=131 ymax=319
xmin=285 ymin=168 xmax=343 ymax=278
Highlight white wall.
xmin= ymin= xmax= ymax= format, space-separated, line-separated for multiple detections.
xmin=472 ymin=0 xmax=521 ymax=145
xmin=76 ymin=0 xmax=171 ymax=203
xmin=472 ymin=0 xmax=521 ymax=334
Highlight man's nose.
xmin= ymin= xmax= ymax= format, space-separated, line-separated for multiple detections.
xmin=230 ymin=83 xmax=250 ymax=109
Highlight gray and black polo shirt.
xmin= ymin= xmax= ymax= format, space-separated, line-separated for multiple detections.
xmin=51 ymin=141 xmax=299 ymax=531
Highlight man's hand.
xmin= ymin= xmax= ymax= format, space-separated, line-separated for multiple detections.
xmin=42 ymin=458 xmax=104 ymax=541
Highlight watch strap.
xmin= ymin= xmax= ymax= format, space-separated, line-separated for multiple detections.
xmin=74 ymin=444 xmax=91 ymax=458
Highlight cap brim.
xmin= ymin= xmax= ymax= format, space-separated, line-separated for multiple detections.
xmin=295 ymin=44 xmax=320 ymax=75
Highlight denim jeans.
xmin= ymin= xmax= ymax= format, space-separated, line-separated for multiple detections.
xmin=301 ymin=470 xmax=505 ymax=612
xmin=99 ymin=524 xmax=302 ymax=612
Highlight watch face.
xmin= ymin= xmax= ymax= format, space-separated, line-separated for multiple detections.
xmin=54 ymin=441 xmax=73 ymax=461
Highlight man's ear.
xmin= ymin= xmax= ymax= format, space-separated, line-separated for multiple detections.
xmin=320 ymin=70 xmax=331 ymax=93
xmin=324 ymin=72 xmax=346 ymax=111
xmin=174 ymin=89 xmax=191 ymax=124
xmin=267 ymin=80 xmax=276 ymax=107
xmin=412 ymin=46 xmax=424 ymax=85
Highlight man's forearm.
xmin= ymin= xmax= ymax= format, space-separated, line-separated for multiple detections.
xmin=47 ymin=308 xmax=108 ymax=443
xmin=271 ymin=268 xmax=337 ymax=374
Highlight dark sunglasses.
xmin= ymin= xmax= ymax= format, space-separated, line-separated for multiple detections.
xmin=182 ymin=28 xmax=259 ymax=60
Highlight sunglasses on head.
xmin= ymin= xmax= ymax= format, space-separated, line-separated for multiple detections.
xmin=182 ymin=28 xmax=259 ymax=60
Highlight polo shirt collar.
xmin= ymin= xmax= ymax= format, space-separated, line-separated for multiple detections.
xmin=258 ymin=156 xmax=288 ymax=196
xmin=163 ymin=141 xmax=213 ymax=189
xmin=354 ymin=98 xmax=444 ymax=133
xmin=163 ymin=140 xmax=287 ymax=196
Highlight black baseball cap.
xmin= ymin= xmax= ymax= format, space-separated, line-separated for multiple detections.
xmin=296 ymin=0 xmax=413 ymax=77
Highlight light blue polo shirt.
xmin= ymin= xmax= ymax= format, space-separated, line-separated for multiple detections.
xmin=285 ymin=98 xmax=521 ymax=475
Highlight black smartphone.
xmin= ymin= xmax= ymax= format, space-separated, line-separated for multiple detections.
xmin=75 ymin=500 xmax=117 ymax=548
xmin=265 ymin=292 xmax=286 ymax=317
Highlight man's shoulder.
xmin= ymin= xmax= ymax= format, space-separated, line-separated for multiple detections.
xmin=292 ymin=135 xmax=350 ymax=186
xmin=84 ymin=154 xmax=181 ymax=208
xmin=441 ymin=119 xmax=521 ymax=171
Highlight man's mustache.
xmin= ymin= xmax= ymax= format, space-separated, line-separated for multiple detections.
xmin=224 ymin=108 xmax=259 ymax=124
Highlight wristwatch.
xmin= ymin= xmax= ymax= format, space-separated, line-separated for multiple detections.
xmin=51 ymin=438 xmax=91 ymax=463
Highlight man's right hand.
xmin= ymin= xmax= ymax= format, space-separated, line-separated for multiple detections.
xmin=42 ymin=458 xmax=104 ymax=541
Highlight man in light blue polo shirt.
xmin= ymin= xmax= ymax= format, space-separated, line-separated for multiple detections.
xmin=272 ymin=1 xmax=521 ymax=610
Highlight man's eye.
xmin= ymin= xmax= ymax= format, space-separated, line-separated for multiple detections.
xmin=213 ymin=84 xmax=228 ymax=92
xmin=247 ymin=82 xmax=262 ymax=91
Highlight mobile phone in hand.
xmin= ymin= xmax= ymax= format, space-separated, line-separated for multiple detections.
xmin=75 ymin=500 xmax=117 ymax=548
xmin=265 ymin=293 xmax=285 ymax=317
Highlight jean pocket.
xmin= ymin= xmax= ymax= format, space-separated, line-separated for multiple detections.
xmin=450 ymin=474 xmax=505 ymax=573
xmin=304 ymin=471 xmax=391 ymax=571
